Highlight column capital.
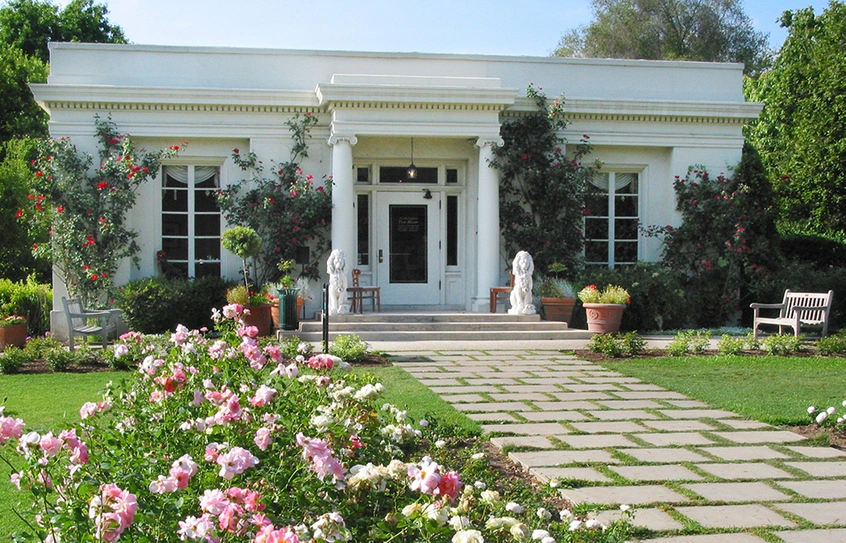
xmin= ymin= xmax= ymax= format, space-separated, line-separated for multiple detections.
xmin=475 ymin=137 xmax=503 ymax=149
xmin=328 ymin=134 xmax=358 ymax=146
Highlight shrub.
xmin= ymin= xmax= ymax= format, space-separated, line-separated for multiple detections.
xmin=0 ymin=346 xmax=28 ymax=374
xmin=0 ymin=276 xmax=52 ymax=336
xmin=587 ymin=331 xmax=646 ymax=358
xmin=117 ymin=276 xmax=234 ymax=334
xmin=44 ymin=347 xmax=76 ymax=372
xmin=329 ymin=334 xmax=370 ymax=363
xmin=588 ymin=333 xmax=623 ymax=358
xmin=818 ymin=332 xmax=846 ymax=356
xmin=717 ymin=334 xmax=747 ymax=356
xmin=280 ymin=336 xmax=313 ymax=360
xmin=760 ymin=334 xmax=803 ymax=356
xmin=24 ymin=335 xmax=65 ymax=359
xmin=667 ymin=330 xmax=712 ymax=356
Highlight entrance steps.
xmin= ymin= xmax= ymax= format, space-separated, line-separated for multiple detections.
xmin=281 ymin=312 xmax=594 ymax=342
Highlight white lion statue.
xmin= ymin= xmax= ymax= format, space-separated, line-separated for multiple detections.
xmin=327 ymin=249 xmax=350 ymax=316
xmin=508 ymin=251 xmax=536 ymax=315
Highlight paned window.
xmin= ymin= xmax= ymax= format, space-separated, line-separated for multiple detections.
xmin=161 ymin=165 xmax=221 ymax=277
xmin=584 ymin=172 xmax=639 ymax=267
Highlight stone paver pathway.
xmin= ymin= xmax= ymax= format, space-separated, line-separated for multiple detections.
xmin=390 ymin=349 xmax=846 ymax=543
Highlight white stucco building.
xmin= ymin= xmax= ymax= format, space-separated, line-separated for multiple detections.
xmin=32 ymin=43 xmax=762 ymax=317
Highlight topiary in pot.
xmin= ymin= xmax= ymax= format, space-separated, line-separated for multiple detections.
xmin=221 ymin=226 xmax=262 ymax=290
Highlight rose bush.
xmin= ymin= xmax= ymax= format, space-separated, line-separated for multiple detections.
xmin=22 ymin=116 xmax=181 ymax=307
xmin=0 ymin=309 xmax=632 ymax=543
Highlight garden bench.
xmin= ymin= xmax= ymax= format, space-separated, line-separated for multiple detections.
xmin=61 ymin=296 xmax=117 ymax=351
xmin=750 ymin=289 xmax=834 ymax=340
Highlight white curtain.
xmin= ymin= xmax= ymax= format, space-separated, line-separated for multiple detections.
xmin=163 ymin=166 xmax=218 ymax=185
xmin=589 ymin=172 xmax=636 ymax=192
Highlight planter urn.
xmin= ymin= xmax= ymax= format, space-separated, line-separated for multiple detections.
xmin=583 ymin=303 xmax=626 ymax=334
xmin=279 ymin=289 xmax=300 ymax=331
xmin=0 ymin=322 xmax=27 ymax=352
xmin=243 ymin=304 xmax=272 ymax=337
xmin=541 ymin=297 xmax=576 ymax=323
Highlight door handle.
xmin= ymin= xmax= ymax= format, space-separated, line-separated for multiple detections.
xmin=378 ymin=249 xmax=383 ymax=263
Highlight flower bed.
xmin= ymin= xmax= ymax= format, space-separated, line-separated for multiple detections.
xmin=0 ymin=305 xmax=632 ymax=543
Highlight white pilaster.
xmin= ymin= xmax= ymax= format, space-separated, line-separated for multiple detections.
xmin=473 ymin=137 xmax=504 ymax=312
xmin=328 ymin=135 xmax=358 ymax=273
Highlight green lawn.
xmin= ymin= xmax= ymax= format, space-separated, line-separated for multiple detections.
xmin=1 ymin=372 xmax=126 ymax=538
xmin=602 ymin=355 xmax=846 ymax=426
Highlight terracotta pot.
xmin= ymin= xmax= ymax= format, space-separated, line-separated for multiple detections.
xmin=243 ymin=304 xmax=272 ymax=337
xmin=541 ymin=297 xmax=576 ymax=323
xmin=0 ymin=323 xmax=27 ymax=352
xmin=583 ymin=303 xmax=626 ymax=334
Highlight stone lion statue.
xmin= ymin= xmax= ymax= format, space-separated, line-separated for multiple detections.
xmin=327 ymin=249 xmax=350 ymax=316
xmin=508 ymin=250 xmax=536 ymax=315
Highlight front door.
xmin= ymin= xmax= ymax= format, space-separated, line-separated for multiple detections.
xmin=376 ymin=192 xmax=441 ymax=305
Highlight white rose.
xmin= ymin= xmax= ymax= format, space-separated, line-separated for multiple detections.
xmin=505 ymin=502 xmax=524 ymax=514
xmin=452 ymin=529 xmax=484 ymax=543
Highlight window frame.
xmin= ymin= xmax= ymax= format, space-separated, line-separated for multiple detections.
xmin=584 ymin=169 xmax=643 ymax=268
xmin=161 ymin=163 xmax=223 ymax=278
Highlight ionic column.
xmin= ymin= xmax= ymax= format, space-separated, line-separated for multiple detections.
xmin=474 ymin=137 xmax=504 ymax=312
xmin=328 ymin=134 xmax=357 ymax=268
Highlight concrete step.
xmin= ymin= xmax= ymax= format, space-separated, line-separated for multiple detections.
xmin=278 ymin=311 xmax=592 ymax=342
xmin=282 ymin=329 xmax=594 ymax=342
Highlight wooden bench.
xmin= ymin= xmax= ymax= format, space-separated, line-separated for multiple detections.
xmin=61 ymin=296 xmax=117 ymax=351
xmin=750 ymin=289 xmax=834 ymax=340
xmin=347 ymin=268 xmax=381 ymax=313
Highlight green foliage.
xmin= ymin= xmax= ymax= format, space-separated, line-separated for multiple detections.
xmin=760 ymin=333 xmax=803 ymax=356
xmin=0 ymin=345 xmax=27 ymax=373
xmin=491 ymin=85 xmax=595 ymax=275
xmin=279 ymin=335 xmax=313 ymax=359
xmin=27 ymin=116 xmax=181 ymax=307
xmin=587 ymin=331 xmax=645 ymax=358
xmin=329 ymin=334 xmax=370 ymax=363
xmin=217 ymin=113 xmax=332 ymax=285
xmin=779 ymin=232 xmax=846 ymax=269
xmin=574 ymin=263 xmax=690 ymax=332
xmin=116 ymin=275 xmax=234 ymax=334
xmin=23 ymin=334 xmax=62 ymax=358
xmin=717 ymin=334 xmax=746 ymax=356
xmin=645 ymin=146 xmax=781 ymax=327
xmin=44 ymin=345 xmax=75 ymax=371
xmin=536 ymin=277 xmax=575 ymax=298
xmin=554 ymin=0 xmax=772 ymax=76
xmin=818 ymin=332 xmax=846 ymax=356
xmin=0 ymin=43 xmax=47 ymax=143
xmin=221 ymin=225 xmax=262 ymax=260
xmin=0 ymin=139 xmax=50 ymax=280
xmin=666 ymin=330 xmax=712 ymax=356
xmin=745 ymin=2 xmax=846 ymax=237
xmin=0 ymin=276 xmax=51 ymax=336
xmin=0 ymin=0 xmax=126 ymax=64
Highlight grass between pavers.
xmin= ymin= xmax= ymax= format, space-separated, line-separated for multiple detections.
xmin=601 ymin=355 xmax=846 ymax=426
xmin=0 ymin=365 xmax=481 ymax=538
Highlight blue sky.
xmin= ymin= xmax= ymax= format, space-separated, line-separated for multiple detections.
xmin=54 ymin=0 xmax=831 ymax=56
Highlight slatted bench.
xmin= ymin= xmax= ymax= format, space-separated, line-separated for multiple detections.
xmin=750 ymin=289 xmax=834 ymax=340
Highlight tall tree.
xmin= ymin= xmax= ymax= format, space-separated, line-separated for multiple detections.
xmin=0 ymin=0 xmax=125 ymax=63
xmin=0 ymin=42 xmax=48 ymax=142
xmin=745 ymin=2 xmax=846 ymax=238
xmin=555 ymin=0 xmax=772 ymax=76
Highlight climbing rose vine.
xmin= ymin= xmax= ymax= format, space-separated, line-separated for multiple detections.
xmin=22 ymin=116 xmax=181 ymax=307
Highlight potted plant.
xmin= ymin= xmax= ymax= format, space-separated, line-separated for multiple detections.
xmin=537 ymin=278 xmax=577 ymax=323
xmin=578 ymin=284 xmax=631 ymax=333
xmin=225 ymin=285 xmax=273 ymax=337
xmin=0 ymin=315 xmax=28 ymax=352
